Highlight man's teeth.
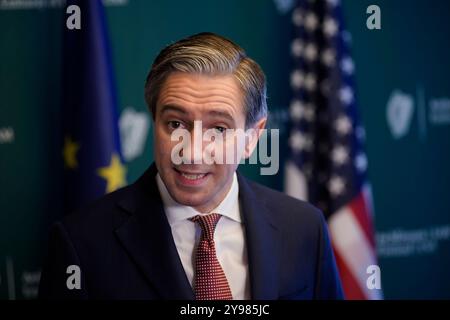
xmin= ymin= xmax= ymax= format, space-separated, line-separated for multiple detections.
xmin=181 ymin=172 xmax=206 ymax=180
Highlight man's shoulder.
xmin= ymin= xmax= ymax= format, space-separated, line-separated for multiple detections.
xmin=241 ymin=176 xmax=325 ymax=228
xmin=60 ymin=163 xmax=158 ymax=231
xmin=58 ymin=183 xmax=137 ymax=239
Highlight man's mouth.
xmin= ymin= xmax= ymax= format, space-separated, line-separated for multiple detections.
xmin=174 ymin=168 xmax=210 ymax=185
xmin=180 ymin=172 xmax=207 ymax=180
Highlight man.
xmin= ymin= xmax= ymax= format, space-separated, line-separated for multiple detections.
xmin=39 ymin=32 xmax=344 ymax=300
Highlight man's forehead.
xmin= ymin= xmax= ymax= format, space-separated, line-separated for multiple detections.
xmin=156 ymin=72 xmax=245 ymax=116
xmin=159 ymin=72 xmax=242 ymax=94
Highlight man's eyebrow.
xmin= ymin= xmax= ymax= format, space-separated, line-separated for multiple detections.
xmin=207 ymin=110 xmax=235 ymax=123
xmin=161 ymin=105 xmax=236 ymax=123
xmin=160 ymin=104 xmax=188 ymax=115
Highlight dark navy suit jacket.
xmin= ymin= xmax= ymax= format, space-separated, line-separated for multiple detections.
xmin=39 ymin=164 xmax=344 ymax=300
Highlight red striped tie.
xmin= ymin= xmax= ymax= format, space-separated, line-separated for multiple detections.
xmin=190 ymin=214 xmax=233 ymax=300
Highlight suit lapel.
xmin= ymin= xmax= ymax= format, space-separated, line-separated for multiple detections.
xmin=237 ymin=173 xmax=280 ymax=300
xmin=114 ymin=165 xmax=194 ymax=299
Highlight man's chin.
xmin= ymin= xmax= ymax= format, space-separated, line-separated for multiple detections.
xmin=178 ymin=200 xmax=213 ymax=212
xmin=171 ymin=191 xmax=209 ymax=209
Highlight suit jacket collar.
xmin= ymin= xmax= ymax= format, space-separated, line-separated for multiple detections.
xmin=114 ymin=164 xmax=280 ymax=300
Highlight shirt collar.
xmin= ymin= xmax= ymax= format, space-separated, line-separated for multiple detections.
xmin=156 ymin=172 xmax=242 ymax=226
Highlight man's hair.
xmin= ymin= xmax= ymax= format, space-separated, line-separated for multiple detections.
xmin=144 ymin=32 xmax=267 ymax=127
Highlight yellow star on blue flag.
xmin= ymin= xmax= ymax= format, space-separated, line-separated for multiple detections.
xmin=63 ymin=136 xmax=80 ymax=169
xmin=97 ymin=153 xmax=127 ymax=194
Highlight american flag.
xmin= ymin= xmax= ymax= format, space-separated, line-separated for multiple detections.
xmin=284 ymin=0 xmax=382 ymax=300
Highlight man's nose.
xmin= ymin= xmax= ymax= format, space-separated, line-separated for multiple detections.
xmin=180 ymin=122 xmax=204 ymax=164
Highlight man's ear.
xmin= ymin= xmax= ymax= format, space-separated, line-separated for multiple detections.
xmin=243 ymin=117 xmax=267 ymax=159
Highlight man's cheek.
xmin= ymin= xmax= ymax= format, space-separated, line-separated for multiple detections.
xmin=154 ymin=128 xmax=172 ymax=157
xmin=223 ymin=137 xmax=245 ymax=165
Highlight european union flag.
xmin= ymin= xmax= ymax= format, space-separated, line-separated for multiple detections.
xmin=62 ymin=0 xmax=126 ymax=213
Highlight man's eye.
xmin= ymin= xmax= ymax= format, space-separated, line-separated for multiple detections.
xmin=214 ymin=126 xmax=226 ymax=133
xmin=168 ymin=121 xmax=183 ymax=129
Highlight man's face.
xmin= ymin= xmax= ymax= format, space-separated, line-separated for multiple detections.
xmin=153 ymin=72 xmax=264 ymax=213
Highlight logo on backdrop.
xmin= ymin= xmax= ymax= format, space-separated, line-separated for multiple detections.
xmin=0 ymin=127 xmax=15 ymax=144
xmin=119 ymin=107 xmax=150 ymax=162
xmin=386 ymin=87 xmax=450 ymax=141
xmin=386 ymin=90 xmax=414 ymax=139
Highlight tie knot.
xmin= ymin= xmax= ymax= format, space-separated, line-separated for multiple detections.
xmin=190 ymin=213 xmax=222 ymax=241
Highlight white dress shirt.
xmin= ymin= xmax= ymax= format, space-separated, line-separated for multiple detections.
xmin=156 ymin=173 xmax=250 ymax=300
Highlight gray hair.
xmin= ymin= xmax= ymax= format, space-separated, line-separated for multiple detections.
xmin=144 ymin=32 xmax=267 ymax=127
